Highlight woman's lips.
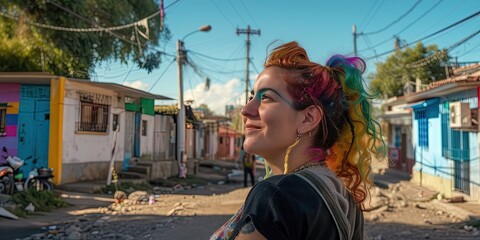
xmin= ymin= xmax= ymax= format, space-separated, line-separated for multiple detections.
xmin=245 ymin=124 xmax=261 ymax=132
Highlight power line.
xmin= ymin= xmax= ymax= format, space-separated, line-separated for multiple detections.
xmin=239 ymin=0 xmax=260 ymax=28
xmin=250 ymin=60 xmax=261 ymax=75
xmin=359 ymin=0 xmax=379 ymax=28
xmin=210 ymin=0 xmax=236 ymax=29
xmin=362 ymin=0 xmax=385 ymax=31
xmin=365 ymin=10 xmax=480 ymax=60
xmin=406 ymin=29 xmax=480 ymax=68
xmin=361 ymin=0 xmax=422 ymax=36
xmin=148 ymin=59 xmax=176 ymax=92
xmin=227 ymin=0 xmax=247 ymax=26
xmin=396 ymin=0 xmax=444 ymax=36
xmin=47 ymin=0 xmax=144 ymax=48
xmin=357 ymin=0 xmax=444 ymax=54
xmin=188 ymin=51 xmax=246 ymax=61
xmin=121 ymin=64 xmax=137 ymax=84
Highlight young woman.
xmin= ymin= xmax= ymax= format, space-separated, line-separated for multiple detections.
xmin=211 ymin=41 xmax=385 ymax=240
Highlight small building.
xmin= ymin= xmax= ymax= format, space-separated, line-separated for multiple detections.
xmin=0 ymin=73 xmax=170 ymax=185
xmin=400 ymin=64 xmax=480 ymax=200
xmin=378 ymin=97 xmax=415 ymax=174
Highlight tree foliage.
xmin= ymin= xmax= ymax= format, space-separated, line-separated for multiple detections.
xmin=369 ymin=42 xmax=447 ymax=98
xmin=0 ymin=0 xmax=171 ymax=78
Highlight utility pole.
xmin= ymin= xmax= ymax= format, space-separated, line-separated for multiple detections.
xmin=353 ymin=24 xmax=358 ymax=56
xmin=176 ymin=39 xmax=186 ymax=176
xmin=237 ymin=25 xmax=261 ymax=104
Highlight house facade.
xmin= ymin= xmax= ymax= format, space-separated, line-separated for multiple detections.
xmin=0 ymin=73 xmax=170 ymax=185
xmin=378 ymin=98 xmax=415 ymax=174
xmin=383 ymin=65 xmax=480 ymax=200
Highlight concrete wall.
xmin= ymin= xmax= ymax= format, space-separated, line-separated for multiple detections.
xmin=140 ymin=114 xmax=154 ymax=160
xmin=150 ymin=160 xmax=179 ymax=180
xmin=411 ymin=169 xmax=454 ymax=198
xmin=153 ymin=115 xmax=173 ymax=160
xmin=61 ymin=80 xmax=125 ymax=183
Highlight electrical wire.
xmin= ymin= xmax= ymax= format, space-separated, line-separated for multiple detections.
xmin=227 ymin=0 xmax=247 ymax=26
xmin=188 ymin=51 xmax=246 ymax=61
xmin=357 ymin=0 xmax=444 ymax=54
xmin=121 ymin=64 xmax=137 ymax=84
xmin=45 ymin=1 xmax=146 ymax=50
xmin=359 ymin=0 xmax=379 ymax=28
xmin=365 ymin=10 xmax=480 ymax=60
xmin=362 ymin=0 xmax=422 ymax=36
xmin=210 ymin=0 xmax=236 ymax=29
xmin=148 ymin=59 xmax=176 ymax=92
xmin=361 ymin=0 xmax=385 ymax=31
xmin=240 ymin=0 xmax=260 ymax=28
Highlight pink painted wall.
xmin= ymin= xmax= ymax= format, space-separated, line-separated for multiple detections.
xmin=0 ymin=83 xmax=20 ymax=160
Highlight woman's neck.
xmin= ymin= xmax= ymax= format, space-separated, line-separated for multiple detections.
xmin=265 ymin=142 xmax=311 ymax=175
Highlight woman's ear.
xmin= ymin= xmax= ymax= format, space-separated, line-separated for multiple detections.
xmin=299 ymin=105 xmax=323 ymax=134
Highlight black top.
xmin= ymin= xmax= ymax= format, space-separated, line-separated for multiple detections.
xmin=231 ymin=173 xmax=363 ymax=239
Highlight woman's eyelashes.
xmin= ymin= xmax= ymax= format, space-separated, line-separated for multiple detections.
xmin=260 ymin=93 xmax=272 ymax=101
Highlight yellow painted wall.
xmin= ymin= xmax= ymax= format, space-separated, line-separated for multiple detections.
xmin=411 ymin=170 xmax=453 ymax=198
xmin=48 ymin=77 xmax=65 ymax=185
xmin=6 ymin=102 xmax=19 ymax=114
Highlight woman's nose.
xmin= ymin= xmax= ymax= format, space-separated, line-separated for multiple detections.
xmin=241 ymin=98 xmax=259 ymax=118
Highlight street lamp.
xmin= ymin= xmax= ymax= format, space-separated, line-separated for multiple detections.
xmin=177 ymin=24 xmax=212 ymax=178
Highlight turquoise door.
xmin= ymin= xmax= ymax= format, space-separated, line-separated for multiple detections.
xmin=18 ymin=85 xmax=50 ymax=178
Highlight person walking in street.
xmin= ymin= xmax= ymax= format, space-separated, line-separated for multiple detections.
xmin=242 ymin=150 xmax=255 ymax=187
xmin=211 ymin=41 xmax=386 ymax=239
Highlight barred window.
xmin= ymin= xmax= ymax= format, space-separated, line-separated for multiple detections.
xmin=77 ymin=101 xmax=109 ymax=132
xmin=417 ymin=111 xmax=428 ymax=148
xmin=0 ymin=105 xmax=6 ymax=136
xmin=76 ymin=92 xmax=111 ymax=133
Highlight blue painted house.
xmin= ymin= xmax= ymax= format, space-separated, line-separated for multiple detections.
xmin=383 ymin=64 xmax=480 ymax=200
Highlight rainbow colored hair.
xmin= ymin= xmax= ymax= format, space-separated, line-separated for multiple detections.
xmin=264 ymin=42 xmax=386 ymax=205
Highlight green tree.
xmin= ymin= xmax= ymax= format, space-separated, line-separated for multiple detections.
xmin=0 ymin=0 xmax=171 ymax=78
xmin=369 ymin=42 xmax=447 ymax=98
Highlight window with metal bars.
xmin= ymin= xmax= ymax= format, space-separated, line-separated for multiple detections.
xmin=416 ymin=110 xmax=428 ymax=147
xmin=77 ymin=101 xmax=109 ymax=133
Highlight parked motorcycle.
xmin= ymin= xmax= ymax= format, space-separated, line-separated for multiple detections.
xmin=1 ymin=146 xmax=53 ymax=193
xmin=0 ymin=146 xmax=25 ymax=194
xmin=24 ymin=167 xmax=54 ymax=191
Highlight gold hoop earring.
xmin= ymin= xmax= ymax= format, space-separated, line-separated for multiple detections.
xmin=284 ymin=132 xmax=301 ymax=174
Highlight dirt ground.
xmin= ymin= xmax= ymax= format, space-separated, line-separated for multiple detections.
xmin=1 ymin=171 xmax=479 ymax=240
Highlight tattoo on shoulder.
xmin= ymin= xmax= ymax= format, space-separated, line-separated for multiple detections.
xmin=240 ymin=221 xmax=255 ymax=234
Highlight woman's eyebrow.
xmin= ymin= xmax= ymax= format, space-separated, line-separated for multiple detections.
xmin=256 ymin=87 xmax=294 ymax=107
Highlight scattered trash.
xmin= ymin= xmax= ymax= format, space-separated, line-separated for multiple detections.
xmin=25 ymin=203 xmax=35 ymax=213
xmin=0 ymin=206 xmax=18 ymax=220
xmin=113 ymin=190 xmax=127 ymax=205
xmin=149 ymin=195 xmax=155 ymax=205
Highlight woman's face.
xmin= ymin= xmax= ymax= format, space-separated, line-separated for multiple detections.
xmin=242 ymin=66 xmax=303 ymax=158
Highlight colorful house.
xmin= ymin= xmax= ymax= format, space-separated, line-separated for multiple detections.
xmin=378 ymin=97 xmax=415 ymax=174
xmin=0 ymin=73 xmax=170 ymax=185
xmin=383 ymin=65 xmax=480 ymax=200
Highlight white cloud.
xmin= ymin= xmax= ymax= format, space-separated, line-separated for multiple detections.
xmin=123 ymin=80 xmax=149 ymax=91
xmin=184 ymin=78 xmax=246 ymax=115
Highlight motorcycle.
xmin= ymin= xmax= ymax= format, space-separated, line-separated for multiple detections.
xmin=1 ymin=146 xmax=53 ymax=194
xmin=24 ymin=167 xmax=54 ymax=191
xmin=0 ymin=146 xmax=25 ymax=194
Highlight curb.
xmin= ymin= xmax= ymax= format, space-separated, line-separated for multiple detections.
xmin=431 ymin=200 xmax=473 ymax=222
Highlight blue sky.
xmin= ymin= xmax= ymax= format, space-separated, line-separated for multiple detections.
xmin=94 ymin=0 xmax=480 ymax=115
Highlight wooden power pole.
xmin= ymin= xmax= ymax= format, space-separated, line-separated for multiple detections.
xmin=236 ymin=25 xmax=260 ymax=104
